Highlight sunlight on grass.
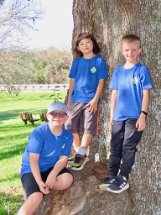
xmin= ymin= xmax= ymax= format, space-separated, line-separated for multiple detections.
xmin=0 ymin=92 xmax=66 ymax=215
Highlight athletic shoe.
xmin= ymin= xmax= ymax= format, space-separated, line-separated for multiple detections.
xmin=71 ymin=154 xmax=89 ymax=171
xmin=106 ymin=175 xmax=129 ymax=193
xmin=68 ymin=155 xmax=75 ymax=164
xmin=99 ymin=176 xmax=117 ymax=191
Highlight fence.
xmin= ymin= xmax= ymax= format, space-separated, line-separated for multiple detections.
xmin=0 ymin=84 xmax=69 ymax=92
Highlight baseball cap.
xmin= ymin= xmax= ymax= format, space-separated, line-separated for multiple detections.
xmin=47 ymin=102 xmax=67 ymax=114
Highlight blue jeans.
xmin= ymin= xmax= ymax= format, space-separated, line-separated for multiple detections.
xmin=109 ymin=119 xmax=142 ymax=178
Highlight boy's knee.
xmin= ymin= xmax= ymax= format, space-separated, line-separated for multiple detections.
xmin=66 ymin=173 xmax=74 ymax=186
xmin=61 ymin=173 xmax=74 ymax=189
xmin=54 ymin=173 xmax=74 ymax=190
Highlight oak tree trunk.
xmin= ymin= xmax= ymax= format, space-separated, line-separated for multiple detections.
xmin=72 ymin=0 xmax=161 ymax=214
xmin=35 ymin=1 xmax=161 ymax=214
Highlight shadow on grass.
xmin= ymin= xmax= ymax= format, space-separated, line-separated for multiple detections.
xmin=0 ymin=124 xmax=44 ymax=161
xmin=0 ymin=143 xmax=26 ymax=161
xmin=0 ymin=109 xmax=47 ymax=122
xmin=0 ymin=124 xmax=35 ymax=143
xmin=0 ymin=123 xmax=41 ymax=134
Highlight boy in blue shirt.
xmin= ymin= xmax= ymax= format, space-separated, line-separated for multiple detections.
xmin=99 ymin=34 xmax=152 ymax=193
xmin=65 ymin=32 xmax=108 ymax=170
xmin=18 ymin=102 xmax=73 ymax=215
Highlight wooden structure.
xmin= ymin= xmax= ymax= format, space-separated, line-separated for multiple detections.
xmin=40 ymin=113 xmax=48 ymax=122
xmin=19 ymin=112 xmax=39 ymax=125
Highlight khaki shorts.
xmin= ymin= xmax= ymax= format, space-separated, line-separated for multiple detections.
xmin=65 ymin=102 xmax=98 ymax=135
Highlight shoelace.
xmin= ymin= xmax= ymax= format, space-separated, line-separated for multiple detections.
xmin=113 ymin=176 xmax=124 ymax=186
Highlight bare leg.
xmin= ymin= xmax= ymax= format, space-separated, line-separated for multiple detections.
xmin=73 ymin=133 xmax=81 ymax=151
xmin=81 ymin=133 xmax=92 ymax=149
xmin=18 ymin=174 xmax=73 ymax=215
xmin=17 ymin=192 xmax=43 ymax=215
xmin=53 ymin=173 xmax=73 ymax=190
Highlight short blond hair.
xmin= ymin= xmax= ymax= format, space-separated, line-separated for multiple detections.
xmin=122 ymin=34 xmax=141 ymax=48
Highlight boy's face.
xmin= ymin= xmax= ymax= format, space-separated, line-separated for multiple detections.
xmin=47 ymin=111 xmax=68 ymax=127
xmin=121 ymin=41 xmax=141 ymax=64
xmin=77 ymin=38 xmax=94 ymax=55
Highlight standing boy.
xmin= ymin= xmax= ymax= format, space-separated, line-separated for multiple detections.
xmin=100 ymin=34 xmax=152 ymax=193
xmin=18 ymin=102 xmax=73 ymax=215
xmin=65 ymin=32 xmax=108 ymax=171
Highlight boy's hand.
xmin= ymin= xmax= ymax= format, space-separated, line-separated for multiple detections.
xmin=136 ymin=114 xmax=146 ymax=131
xmin=38 ymin=181 xmax=50 ymax=194
xmin=45 ymin=170 xmax=57 ymax=189
xmin=87 ymin=99 xmax=98 ymax=113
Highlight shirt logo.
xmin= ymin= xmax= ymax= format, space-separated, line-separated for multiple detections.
xmin=132 ymin=77 xmax=138 ymax=84
xmin=62 ymin=144 xmax=65 ymax=149
xmin=90 ymin=67 xmax=97 ymax=73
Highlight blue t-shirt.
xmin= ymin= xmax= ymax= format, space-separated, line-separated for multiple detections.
xmin=109 ymin=63 xmax=152 ymax=121
xmin=69 ymin=55 xmax=108 ymax=103
xmin=20 ymin=123 xmax=73 ymax=177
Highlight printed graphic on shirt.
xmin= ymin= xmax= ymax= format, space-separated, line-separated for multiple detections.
xmin=62 ymin=144 xmax=66 ymax=149
xmin=45 ymin=150 xmax=56 ymax=157
xmin=90 ymin=67 xmax=97 ymax=73
xmin=132 ymin=77 xmax=138 ymax=84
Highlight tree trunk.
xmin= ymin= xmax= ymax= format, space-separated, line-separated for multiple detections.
xmin=35 ymin=1 xmax=161 ymax=214
xmin=72 ymin=0 xmax=161 ymax=214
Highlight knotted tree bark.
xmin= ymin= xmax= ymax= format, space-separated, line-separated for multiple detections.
xmin=35 ymin=1 xmax=161 ymax=214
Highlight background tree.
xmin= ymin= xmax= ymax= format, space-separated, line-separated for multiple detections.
xmin=30 ymin=48 xmax=72 ymax=84
xmin=0 ymin=48 xmax=71 ymax=85
xmin=35 ymin=1 xmax=161 ymax=214
xmin=0 ymin=0 xmax=41 ymax=93
xmin=0 ymin=1 xmax=72 ymax=94
xmin=0 ymin=50 xmax=32 ymax=94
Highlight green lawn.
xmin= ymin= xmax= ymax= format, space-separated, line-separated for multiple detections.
xmin=0 ymin=92 xmax=66 ymax=215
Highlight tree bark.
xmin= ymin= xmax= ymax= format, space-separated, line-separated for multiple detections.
xmin=72 ymin=0 xmax=161 ymax=214
xmin=35 ymin=1 xmax=161 ymax=214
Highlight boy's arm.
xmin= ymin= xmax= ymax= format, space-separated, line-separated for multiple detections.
xmin=67 ymin=78 xmax=75 ymax=106
xmin=29 ymin=153 xmax=50 ymax=194
xmin=88 ymin=79 xmax=105 ymax=113
xmin=110 ymin=90 xmax=118 ymax=128
xmin=136 ymin=89 xmax=150 ymax=131
xmin=45 ymin=156 xmax=68 ymax=189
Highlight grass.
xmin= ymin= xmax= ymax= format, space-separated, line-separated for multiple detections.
xmin=0 ymin=92 xmax=66 ymax=215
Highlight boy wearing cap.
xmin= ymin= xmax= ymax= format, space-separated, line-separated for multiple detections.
xmin=18 ymin=102 xmax=73 ymax=215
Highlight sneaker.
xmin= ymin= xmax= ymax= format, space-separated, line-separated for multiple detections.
xmin=99 ymin=176 xmax=117 ymax=191
xmin=71 ymin=154 xmax=89 ymax=171
xmin=68 ymin=155 xmax=75 ymax=164
xmin=106 ymin=175 xmax=129 ymax=194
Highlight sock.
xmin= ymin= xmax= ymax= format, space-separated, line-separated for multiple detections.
xmin=77 ymin=147 xmax=86 ymax=156
xmin=74 ymin=146 xmax=79 ymax=153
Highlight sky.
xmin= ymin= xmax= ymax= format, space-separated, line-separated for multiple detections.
xmin=26 ymin=0 xmax=74 ymax=50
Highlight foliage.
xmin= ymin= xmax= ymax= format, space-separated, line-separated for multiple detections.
xmin=0 ymin=92 xmax=66 ymax=214
xmin=30 ymin=47 xmax=72 ymax=84
xmin=0 ymin=0 xmax=44 ymax=92
xmin=0 ymin=48 xmax=72 ymax=91
xmin=0 ymin=50 xmax=33 ymax=87
xmin=0 ymin=1 xmax=72 ymax=92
